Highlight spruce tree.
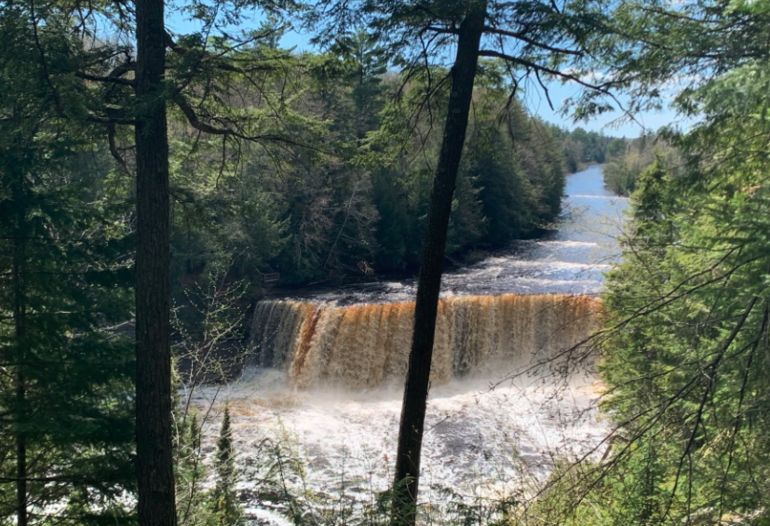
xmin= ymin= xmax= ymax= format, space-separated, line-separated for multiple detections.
xmin=175 ymin=408 xmax=211 ymax=526
xmin=210 ymin=405 xmax=242 ymax=526
xmin=0 ymin=10 xmax=135 ymax=524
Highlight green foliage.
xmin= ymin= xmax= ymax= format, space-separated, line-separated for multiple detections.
xmin=540 ymin=4 xmax=770 ymax=521
xmin=360 ymin=68 xmax=570 ymax=270
xmin=501 ymin=454 xmax=675 ymax=526
xmin=174 ymin=401 xmax=248 ymax=526
xmin=603 ymin=136 xmax=680 ymax=195
xmin=554 ymin=127 xmax=617 ymax=173
xmin=210 ymin=405 xmax=243 ymax=526
xmin=462 ymin=105 xmax=554 ymax=245
xmin=174 ymin=404 xmax=244 ymax=526
xmin=371 ymin=169 xmax=413 ymax=270
xmin=595 ymin=63 xmax=770 ymax=526
xmin=0 ymin=0 xmax=628 ymax=521
xmin=0 ymin=8 xmax=135 ymax=523
xmin=176 ymin=409 xmax=211 ymax=526
xmin=163 ymin=47 xmax=575 ymax=285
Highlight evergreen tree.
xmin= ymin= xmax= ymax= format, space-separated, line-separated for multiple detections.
xmin=372 ymin=168 xmax=412 ymax=271
xmin=468 ymin=128 xmax=534 ymax=244
xmin=577 ymin=3 xmax=770 ymax=521
xmin=175 ymin=408 xmax=212 ymax=526
xmin=210 ymin=406 xmax=243 ymax=526
xmin=603 ymin=135 xmax=679 ymax=196
xmin=0 ymin=9 xmax=135 ymax=524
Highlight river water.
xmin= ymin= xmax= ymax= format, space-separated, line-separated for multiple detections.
xmin=191 ymin=165 xmax=628 ymax=524
xmin=281 ymin=164 xmax=627 ymax=305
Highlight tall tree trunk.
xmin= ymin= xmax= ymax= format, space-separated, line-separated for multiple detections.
xmin=15 ymin=376 xmax=26 ymax=526
xmin=390 ymin=2 xmax=487 ymax=525
xmin=11 ymin=149 xmax=28 ymax=526
xmin=134 ymin=0 xmax=176 ymax=522
xmin=15 ymin=361 xmax=25 ymax=526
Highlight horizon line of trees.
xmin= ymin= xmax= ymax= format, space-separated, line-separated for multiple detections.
xmin=602 ymin=133 xmax=680 ymax=195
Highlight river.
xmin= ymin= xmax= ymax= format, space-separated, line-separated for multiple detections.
xmin=191 ymin=165 xmax=628 ymax=524
xmin=279 ymin=164 xmax=627 ymax=304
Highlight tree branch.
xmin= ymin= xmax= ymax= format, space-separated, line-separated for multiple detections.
xmin=478 ymin=49 xmax=611 ymax=92
xmin=423 ymin=25 xmax=459 ymax=35
xmin=108 ymin=123 xmax=131 ymax=175
xmin=164 ymin=30 xmax=279 ymax=75
xmin=483 ymin=25 xmax=583 ymax=56
xmin=172 ymin=93 xmax=331 ymax=153
xmin=75 ymin=71 xmax=135 ymax=86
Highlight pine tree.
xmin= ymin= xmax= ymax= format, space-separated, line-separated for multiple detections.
xmin=175 ymin=408 xmax=211 ymax=526
xmin=210 ymin=405 xmax=243 ymax=526
xmin=0 ymin=10 xmax=135 ymax=524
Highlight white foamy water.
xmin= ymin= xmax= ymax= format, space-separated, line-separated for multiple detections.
xmin=190 ymin=366 xmax=606 ymax=523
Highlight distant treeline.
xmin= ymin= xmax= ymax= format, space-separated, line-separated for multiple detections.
xmin=554 ymin=127 xmax=626 ymax=173
xmin=163 ymin=46 xmax=619 ymax=290
xmin=603 ymin=134 xmax=680 ymax=195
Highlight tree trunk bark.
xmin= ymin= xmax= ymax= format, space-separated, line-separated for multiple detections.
xmin=11 ymin=148 xmax=28 ymax=526
xmin=134 ymin=0 xmax=176 ymax=522
xmin=15 ymin=375 xmax=26 ymax=526
xmin=15 ymin=359 xmax=26 ymax=526
xmin=390 ymin=2 xmax=487 ymax=525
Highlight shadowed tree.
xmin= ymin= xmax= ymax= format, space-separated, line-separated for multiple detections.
xmin=307 ymin=0 xmax=626 ymax=523
xmin=0 ymin=9 xmax=135 ymax=524
xmin=8 ymin=0 xmax=311 ymax=523
xmin=210 ymin=405 xmax=243 ymax=526
xmin=133 ymin=0 xmax=176 ymax=522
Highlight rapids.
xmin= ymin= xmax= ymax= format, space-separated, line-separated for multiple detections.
xmin=190 ymin=165 xmax=628 ymax=524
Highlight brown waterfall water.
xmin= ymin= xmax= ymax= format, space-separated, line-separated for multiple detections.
xmin=250 ymin=294 xmax=600 ymax=389
xmin=189 ymin=166 xmax=628 ymax=524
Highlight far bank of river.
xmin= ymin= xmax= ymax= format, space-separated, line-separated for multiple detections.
xmin=267 ymin=164 xmax=628 ymax=305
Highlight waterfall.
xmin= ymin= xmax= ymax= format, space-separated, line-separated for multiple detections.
xmin=249 ymin=294 xmax=599 ymax=389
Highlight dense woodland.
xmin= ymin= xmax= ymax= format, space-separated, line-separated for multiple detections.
xmin=602 ymin=134 xmax=678 ymax=195
xmin=2 ymin=0 xmax=770 ymax=524
xmin=165 ymin=68 xmax=590 ymax=287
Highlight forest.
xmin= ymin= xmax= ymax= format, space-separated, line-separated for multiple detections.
xmin=1 ymin=0 xmax=769 ymax=524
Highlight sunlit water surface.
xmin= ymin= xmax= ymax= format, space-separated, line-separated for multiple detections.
xmin=281 ymin=164 xmax=628 ymax=305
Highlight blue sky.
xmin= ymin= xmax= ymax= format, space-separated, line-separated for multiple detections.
xmin=524 ymin=81 xmax=684 ymax=138
xmin=166 ymin=8 xmax=681 ymax=138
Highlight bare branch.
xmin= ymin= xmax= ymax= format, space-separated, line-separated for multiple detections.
xmin=483 ymin=25 xmax=583 ymax=56
xmin=478 ymin=49 xmax=611 ymax=92
xmin=75 ymin=71 xmax=135 ymax=86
